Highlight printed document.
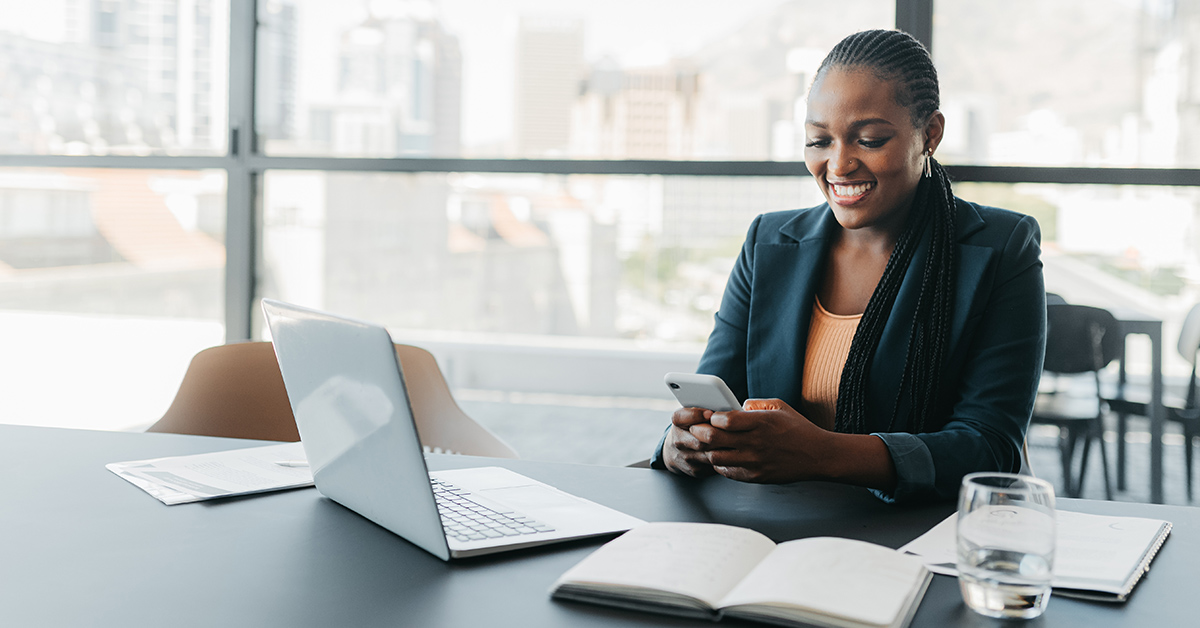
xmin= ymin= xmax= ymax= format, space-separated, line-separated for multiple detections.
xmin=107 ymin=442 xmax=313 ymax=505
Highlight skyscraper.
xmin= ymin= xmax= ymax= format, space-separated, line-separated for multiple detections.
xmin=514 ymin=15 xmax=583 ymax=156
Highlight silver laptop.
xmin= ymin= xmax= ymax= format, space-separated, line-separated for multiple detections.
xmin=261 ymin=299 xmax=644 ymax=560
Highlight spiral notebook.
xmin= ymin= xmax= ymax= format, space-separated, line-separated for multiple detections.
xmin=900 ymin=510 xmax=1171 ymax=602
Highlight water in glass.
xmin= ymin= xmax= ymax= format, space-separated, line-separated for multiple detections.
xmin=956 ymin=473 xmax=1056 ymax=620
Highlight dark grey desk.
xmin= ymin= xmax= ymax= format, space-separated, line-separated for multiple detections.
xmin=1 ymin=425 xmax=1195 ymax=627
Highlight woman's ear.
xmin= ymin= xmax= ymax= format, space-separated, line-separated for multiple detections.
xmin=924 ymin=110 xmax=946 ymax=154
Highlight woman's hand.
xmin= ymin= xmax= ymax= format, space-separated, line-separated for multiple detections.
xmin=690 ymin=398 xmax=831 ymax=484
xmin=662 ymin=407 xmax=719 ymax=477
xmin=664 ymin=398 xmax=898 ymax=490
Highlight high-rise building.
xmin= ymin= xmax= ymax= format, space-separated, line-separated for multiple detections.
xmin=304 ymin=6 xmax=462 ymax=157
xmin=257 ymin=0 xmax=298 ymax=145
xmin=514 ymin=15 xmax=584 ymax=156
xmin=572 ymin=61 xmax=700 ymax=159
xmin=119 ymin=0 xmax=229 ymax=153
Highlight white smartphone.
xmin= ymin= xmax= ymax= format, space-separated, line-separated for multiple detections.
xmin=664 ymin=372 xmax=741 ymax=412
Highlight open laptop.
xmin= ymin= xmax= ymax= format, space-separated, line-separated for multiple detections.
xmin=261 ymin=299 xmax=644 ymax=560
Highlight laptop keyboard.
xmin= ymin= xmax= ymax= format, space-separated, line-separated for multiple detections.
xmin=431 ymin=477 xmax=556 ymax=543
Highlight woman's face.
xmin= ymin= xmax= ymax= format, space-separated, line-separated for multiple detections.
xmin=803 ymin=67 xmax=942 ymax=235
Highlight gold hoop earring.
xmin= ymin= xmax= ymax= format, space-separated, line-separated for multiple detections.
xmin=923 ymin=150 xmax=933 ymax=178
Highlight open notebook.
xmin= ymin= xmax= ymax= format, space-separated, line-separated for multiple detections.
xmin=551 ymin=522 xmax=931 ymax=628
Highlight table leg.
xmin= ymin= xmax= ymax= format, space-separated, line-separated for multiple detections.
xmin=1150 ymin=325 xmax=1164 ymax=505
xmin=1117 ymin=353 xmax=1127 ymax=491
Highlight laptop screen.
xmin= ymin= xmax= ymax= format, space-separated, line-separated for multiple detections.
xmin=261 ymin=299 xmax=451 ymax=560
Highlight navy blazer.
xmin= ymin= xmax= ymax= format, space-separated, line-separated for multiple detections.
xmin=654 ymin=198 xmax=1047 ymax=502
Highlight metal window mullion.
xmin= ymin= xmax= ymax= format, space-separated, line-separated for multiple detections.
xmin=224 ymin=0 xmax=258 ymax=342
xmin=895 ymin=0 xmax=935 ymax=52
xmin=239 ymin=154 xmax=1200 ymax=187
xmin=243 ymin=155 xmax=814 ymax=177
xmin=0 ymin=155 xmax=230 ymax=169
xmin=4 ymin=151 xmax=1199 ymax=186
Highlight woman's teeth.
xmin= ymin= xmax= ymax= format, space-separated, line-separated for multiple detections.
xmin=832 ymin=182 xmax=874 ymax=197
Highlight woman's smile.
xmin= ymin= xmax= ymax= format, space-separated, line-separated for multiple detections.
xmin=828 ymin=180 xmax=876 ymax=204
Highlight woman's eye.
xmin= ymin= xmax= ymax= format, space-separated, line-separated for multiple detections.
xmin=859 ymin=138 xmax=888 ymax=148
xmin=804 ymin=139 xmax=830 ymax=148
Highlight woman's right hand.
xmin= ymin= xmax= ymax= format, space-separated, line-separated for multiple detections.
xmin=662 ymin=407 xmax=718 ymax=477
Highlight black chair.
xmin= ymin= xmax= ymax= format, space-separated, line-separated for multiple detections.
xmin=1031 ymin=304 xmax=1122 ymax=499
xmin=1106 ymin=303 xmax=1200 ymax=501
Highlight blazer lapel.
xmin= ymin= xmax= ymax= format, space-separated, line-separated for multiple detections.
xmin=746 ymin=207 xmax=837 ymax=406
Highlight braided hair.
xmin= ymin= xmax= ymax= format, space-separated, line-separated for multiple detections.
xmin=817 ymin=30 xmax=959 ymax=435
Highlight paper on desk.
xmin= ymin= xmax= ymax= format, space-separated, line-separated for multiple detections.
xmin=107 ymin=442 xmax=313 ymax=505
xmin=899 ymin=510 xmax=1170 ymax=596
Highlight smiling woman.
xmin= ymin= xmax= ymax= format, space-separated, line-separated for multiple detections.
xmin=650 ymin=29 xmax=1048 ymax=503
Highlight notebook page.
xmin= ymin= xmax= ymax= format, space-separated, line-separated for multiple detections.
xmin=553 ymin=522 xmax=776 ymax=609
xmin=719 ymin=537 xmax=927 ymax=627
xmin=1052 ymin=510 xmax=1169 ymax=592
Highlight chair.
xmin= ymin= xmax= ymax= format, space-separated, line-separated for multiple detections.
xmin=147 ymin=341 xmax=518 ymax=458
xmin=1106 ymin=303 xmax=1200 ymax=501
xmin=392 ymin=344 xmax=519 ymax=458
xmin=1030 ymin=304 xmax=1122 ymax=499
xmin=147 ymin=342 xmax=300 ymax=442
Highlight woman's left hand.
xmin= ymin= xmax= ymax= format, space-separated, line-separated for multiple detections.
xmin=688 ymin=398 xmax=832 ymax=484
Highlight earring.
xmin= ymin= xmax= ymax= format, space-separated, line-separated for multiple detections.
xmin=923 ymin=150 xmax=933 ymax=178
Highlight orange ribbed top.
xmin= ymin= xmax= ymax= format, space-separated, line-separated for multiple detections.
xmin=800 ymin=297 xmax=862 ymax=431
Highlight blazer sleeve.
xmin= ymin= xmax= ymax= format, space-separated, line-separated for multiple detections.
xmin=876 ymin=214 xmax=1046 ymax=502
xmin=649 ymin=215 xmax=762 ymax=468
xmin=694 ymin=215 xmax=764 ymax=402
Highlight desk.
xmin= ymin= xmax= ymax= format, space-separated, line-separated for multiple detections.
xmin=1 ymin=425 xmax=1195 ymax=627
xmin=1110 ymin=308 xmax=1166 ymax=503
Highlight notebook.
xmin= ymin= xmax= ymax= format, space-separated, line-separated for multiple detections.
xmin=261 ymin=298 xmax=644 ymax=560
xmin=900 ymin=510 xmax=1171 ymax=602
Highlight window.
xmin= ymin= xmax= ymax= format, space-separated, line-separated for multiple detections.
xmin=256 ymin=0 xmax=895 ymax=159
xmin=0 ymin=167 xmax=226 ymax=431
xmin=0 ymin=0 xmax=230 ymax=156
xmin=935 ymin=0 xmax=1200 ymax=168
xmin=2 ymin=1 xmax=1198 ymax=469
xmin=261 ymin=171 xmax=819 ymax=344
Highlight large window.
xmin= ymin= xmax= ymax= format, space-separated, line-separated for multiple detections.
xmin=935 ymin=0 xmax=1200 ymax=168
xmin=0 ymin=167 xmax=226 ymax=430
xmin=1 ymin=1 xmax=1199 ymax=469
xmin=0 ymin=0 xmax=230 ymax=156
xmin=262 ymin=171 xmax=818 ymax=342
xmin=257 ymin=0 xmax=894 ymax=160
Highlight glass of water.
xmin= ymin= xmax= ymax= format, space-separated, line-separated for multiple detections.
xmin=956 ymin=472 xmax=1056 ymax=620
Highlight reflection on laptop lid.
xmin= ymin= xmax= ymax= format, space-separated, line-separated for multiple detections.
xmin=261 ymin=299 xmax=643 ymax=560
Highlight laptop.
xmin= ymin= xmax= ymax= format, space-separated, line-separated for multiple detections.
xmin=261 ymin=299 xmax=644 ymax=560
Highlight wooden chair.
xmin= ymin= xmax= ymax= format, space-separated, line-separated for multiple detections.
xmin=147 ymin=341 xmax=518 ymax=458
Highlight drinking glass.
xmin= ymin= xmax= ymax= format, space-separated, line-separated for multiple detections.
xmin=956 ymin=472 xmax=1056 ymax=620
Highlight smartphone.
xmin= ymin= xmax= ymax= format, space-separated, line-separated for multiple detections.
xmin=664 ymin=372 xmax=741 ymax=412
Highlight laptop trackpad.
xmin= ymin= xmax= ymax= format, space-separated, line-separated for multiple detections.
xmin=477 ymin=484 xmax=582 ymax=511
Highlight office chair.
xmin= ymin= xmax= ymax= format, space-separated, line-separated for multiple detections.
xmin=1106 ymin=302 xmax=1200 ymax=501
xmin=146 ymin=341 xmax=299 ymax=442
xmin=1030 ymin=304 xmax=1122 ymax=499
xmin=147 ymin=341 xmax=518 ymax=458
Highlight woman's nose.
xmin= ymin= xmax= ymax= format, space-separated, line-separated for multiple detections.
xmin=828 ymin=147 xmax=857 ymax=176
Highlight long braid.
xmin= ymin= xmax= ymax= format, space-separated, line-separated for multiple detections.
xmin=824 ymin=30 xmax=959 ymax=436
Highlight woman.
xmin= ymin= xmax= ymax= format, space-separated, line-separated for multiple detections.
xmin=650 ymin=29 xmax=1046 ymax=503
